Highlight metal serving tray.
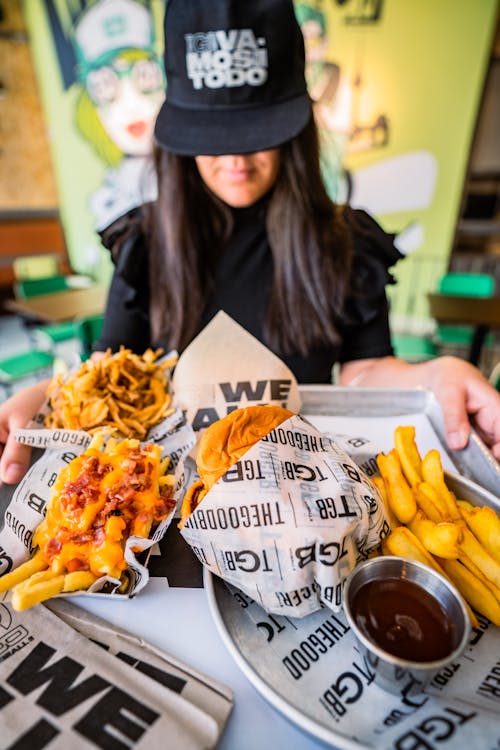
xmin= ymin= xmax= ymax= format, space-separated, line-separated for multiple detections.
xmin=205 ymin=473 xmax=499 ymax=750
xmin=299 ymin=386 xmax=500 ymax=497
xmin=205 ymin=386 xmax=500 ymax=749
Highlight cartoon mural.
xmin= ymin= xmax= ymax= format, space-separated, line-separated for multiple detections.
xmin=296 ymin=2 xmax=351 ymax=201
xmin=293 ymin=0 xmax=496 ymax=335
xmin=46 ymin=0 xmax=164 ymax=231
xmin=296 ymin=1 xmax=433 ymax=235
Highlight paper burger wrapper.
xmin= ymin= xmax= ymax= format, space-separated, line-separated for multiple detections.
xmin=172 ymin=312 xmax=302 ymax=433
xmin=180 ymin=414 xmax=390 ymax=617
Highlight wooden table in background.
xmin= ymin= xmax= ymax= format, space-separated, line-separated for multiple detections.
xmin=428 ymin=292 xmax=500 ymax=366
xmin=4 ymin=285 xmax=107 ymax=324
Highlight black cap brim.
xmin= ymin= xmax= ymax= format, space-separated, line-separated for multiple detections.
xmin=154 ymin=92 xmax=312 ymax=156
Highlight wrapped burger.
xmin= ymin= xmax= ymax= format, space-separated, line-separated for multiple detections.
xmin=179 ymin=405 xmax=390 ymax=617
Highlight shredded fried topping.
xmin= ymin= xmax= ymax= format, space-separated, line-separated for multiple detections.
xmin=44 ymin=347 xmax=177 ymax=437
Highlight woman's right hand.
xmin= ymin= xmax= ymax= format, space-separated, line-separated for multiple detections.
xmin=0 ymin=380 xmax=49 ymax=484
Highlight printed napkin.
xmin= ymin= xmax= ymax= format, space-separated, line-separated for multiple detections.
xmin=0 ymin=597 xmax=233 ymax=749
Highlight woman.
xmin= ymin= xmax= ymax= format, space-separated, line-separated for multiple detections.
xmin=1 ymin=0 xmax=499 ymax=483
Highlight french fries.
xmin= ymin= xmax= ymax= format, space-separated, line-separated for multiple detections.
xmin=408 ymin=511 xmax=463 ymax=559
xmin=11 ymin=572 xmax=67 ymax=612
xmin=414 ymin=482 xmax=447 ymax=523
xmin=0 ymin=551 xmax=47 ymax=592
xmin=376 ymin=426 xmax=500 ymax=627
xmin=45 ymin=347 xmax=177 ymax=438
xmin=376 ymin=450 xmax=417 ymax=523
xmin=457 ymin=501 xmax=500 ymax=564
xmin=394 ymin=425 xmax=422 ymax=487
xmin=440 ymin=559 xmax=500 ymax=627
xmin=0 ymin=434 xmax=176 ymax=610
xmin=459 ymin=528 xmax=500 ymax=589
xmin=383 ymin=526 xmax=448 ymax=576
xmin=372 ymin=475 xmax=399 ymax=528
xmin=421 ymin=450 xmax=462 ymax=521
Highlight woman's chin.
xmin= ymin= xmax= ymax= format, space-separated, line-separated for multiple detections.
xmin=218 ymin=187 xmax=267 ymax=208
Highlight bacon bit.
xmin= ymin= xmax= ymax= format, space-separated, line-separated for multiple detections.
xmin=36 ymin=438 xmax=174 ymax=578
xmin=69 ymin=531 xmax=94 ymax=545
xmin=129 ymin=476 xmax=151 ymax=492
xmin=46 ymin=538 xmax=62 ymax=559
xmin=66 ymin=559 xmax=88 ymax=572
xmin=93 ymin=527 xmax=105 ymax=545
xmin=154 ymin=497 xmax=175 ymax=518
xmin=118 ymin=488 xmax=141 ymax=506
xmin=122 ymin=458 xmax=137 ymax=474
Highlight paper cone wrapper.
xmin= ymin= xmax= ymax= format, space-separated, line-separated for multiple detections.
xmin=172 ymin=312 xmax=302 ymax=433
xmin=1 ymin=347 xmax=196 ymax=600
xmin=180 ymin=414 xmax=390 ymax=617
xmin=3 ymin=410 xmax=195 ymax=600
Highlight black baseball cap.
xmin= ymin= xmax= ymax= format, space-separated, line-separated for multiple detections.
xmin=154 ymin=0 xmax=312 ymax=155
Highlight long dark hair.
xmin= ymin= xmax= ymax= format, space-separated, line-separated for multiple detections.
xmin=144 ymin=115 xmax=353 ymax=355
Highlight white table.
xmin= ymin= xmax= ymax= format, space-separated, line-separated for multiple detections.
xmin=73 ymin=581 xmax=329 ymax=750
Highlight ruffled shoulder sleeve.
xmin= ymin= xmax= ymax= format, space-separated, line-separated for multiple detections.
xmin=94 ymin=206 xmax=151 ymax=353
xmin=99 ymin=205 xmax=148 ymax=289
xmin=341 ymin=207 xmax=404 ymax=326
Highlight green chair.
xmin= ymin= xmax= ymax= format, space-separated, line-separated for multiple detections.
xmin=14 ymin=275 xmax=71 ymax=299
xmin=434 ymin=272 xmax=496 ymax=349
xmin=439 ymin=272 xmax=495 ymax=297
xmin=32 ymin=320 xmax=77 ymax=350
xmin=0 ymin=350 xmax=55 ymax=399
xmin=392 ymin=334 xmax=438 ymax=363
xmin=74 ymin=314 xmax=105 ymax=360
xmin=14 ymin=275 xmax=78 ymax=353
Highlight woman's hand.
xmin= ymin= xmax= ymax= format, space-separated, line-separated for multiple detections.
xmin=0 ymin=354 xmax=106 ymax=485
xmin=0 ymin=380 xmax=49 ymax=484
xmin=340 ymin=355 xmax=500 ymax=460
xmin=423 ymin=356 xmax=500 ymax=460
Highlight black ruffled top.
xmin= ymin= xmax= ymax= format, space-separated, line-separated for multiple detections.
xmin=96 ymin=203 xmax=403 ymax=383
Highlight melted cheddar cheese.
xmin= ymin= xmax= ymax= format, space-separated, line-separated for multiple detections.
xmin=34 ymin=439 xmax=175 ymax=579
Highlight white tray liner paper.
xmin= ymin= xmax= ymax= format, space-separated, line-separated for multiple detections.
xmin=220 ymin=580 xmax=500 ymax=750
xmin=181 ymin=414 xmax=390 ymax=617
xmin=0 ymin=597 xmax=232 ymax=749
xmin=0 ymin=406 xmax=195 ymax=599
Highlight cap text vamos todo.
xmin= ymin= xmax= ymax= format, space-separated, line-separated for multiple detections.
xmin=185 ymin=29 xmax=268 ymax=89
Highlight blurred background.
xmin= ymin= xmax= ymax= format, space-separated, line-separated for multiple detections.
xmin=0 ymin=0 xmax=499 ymax=399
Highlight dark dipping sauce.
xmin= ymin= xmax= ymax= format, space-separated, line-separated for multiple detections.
xmin=351 ymin=577 xmax=456 ymax=662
